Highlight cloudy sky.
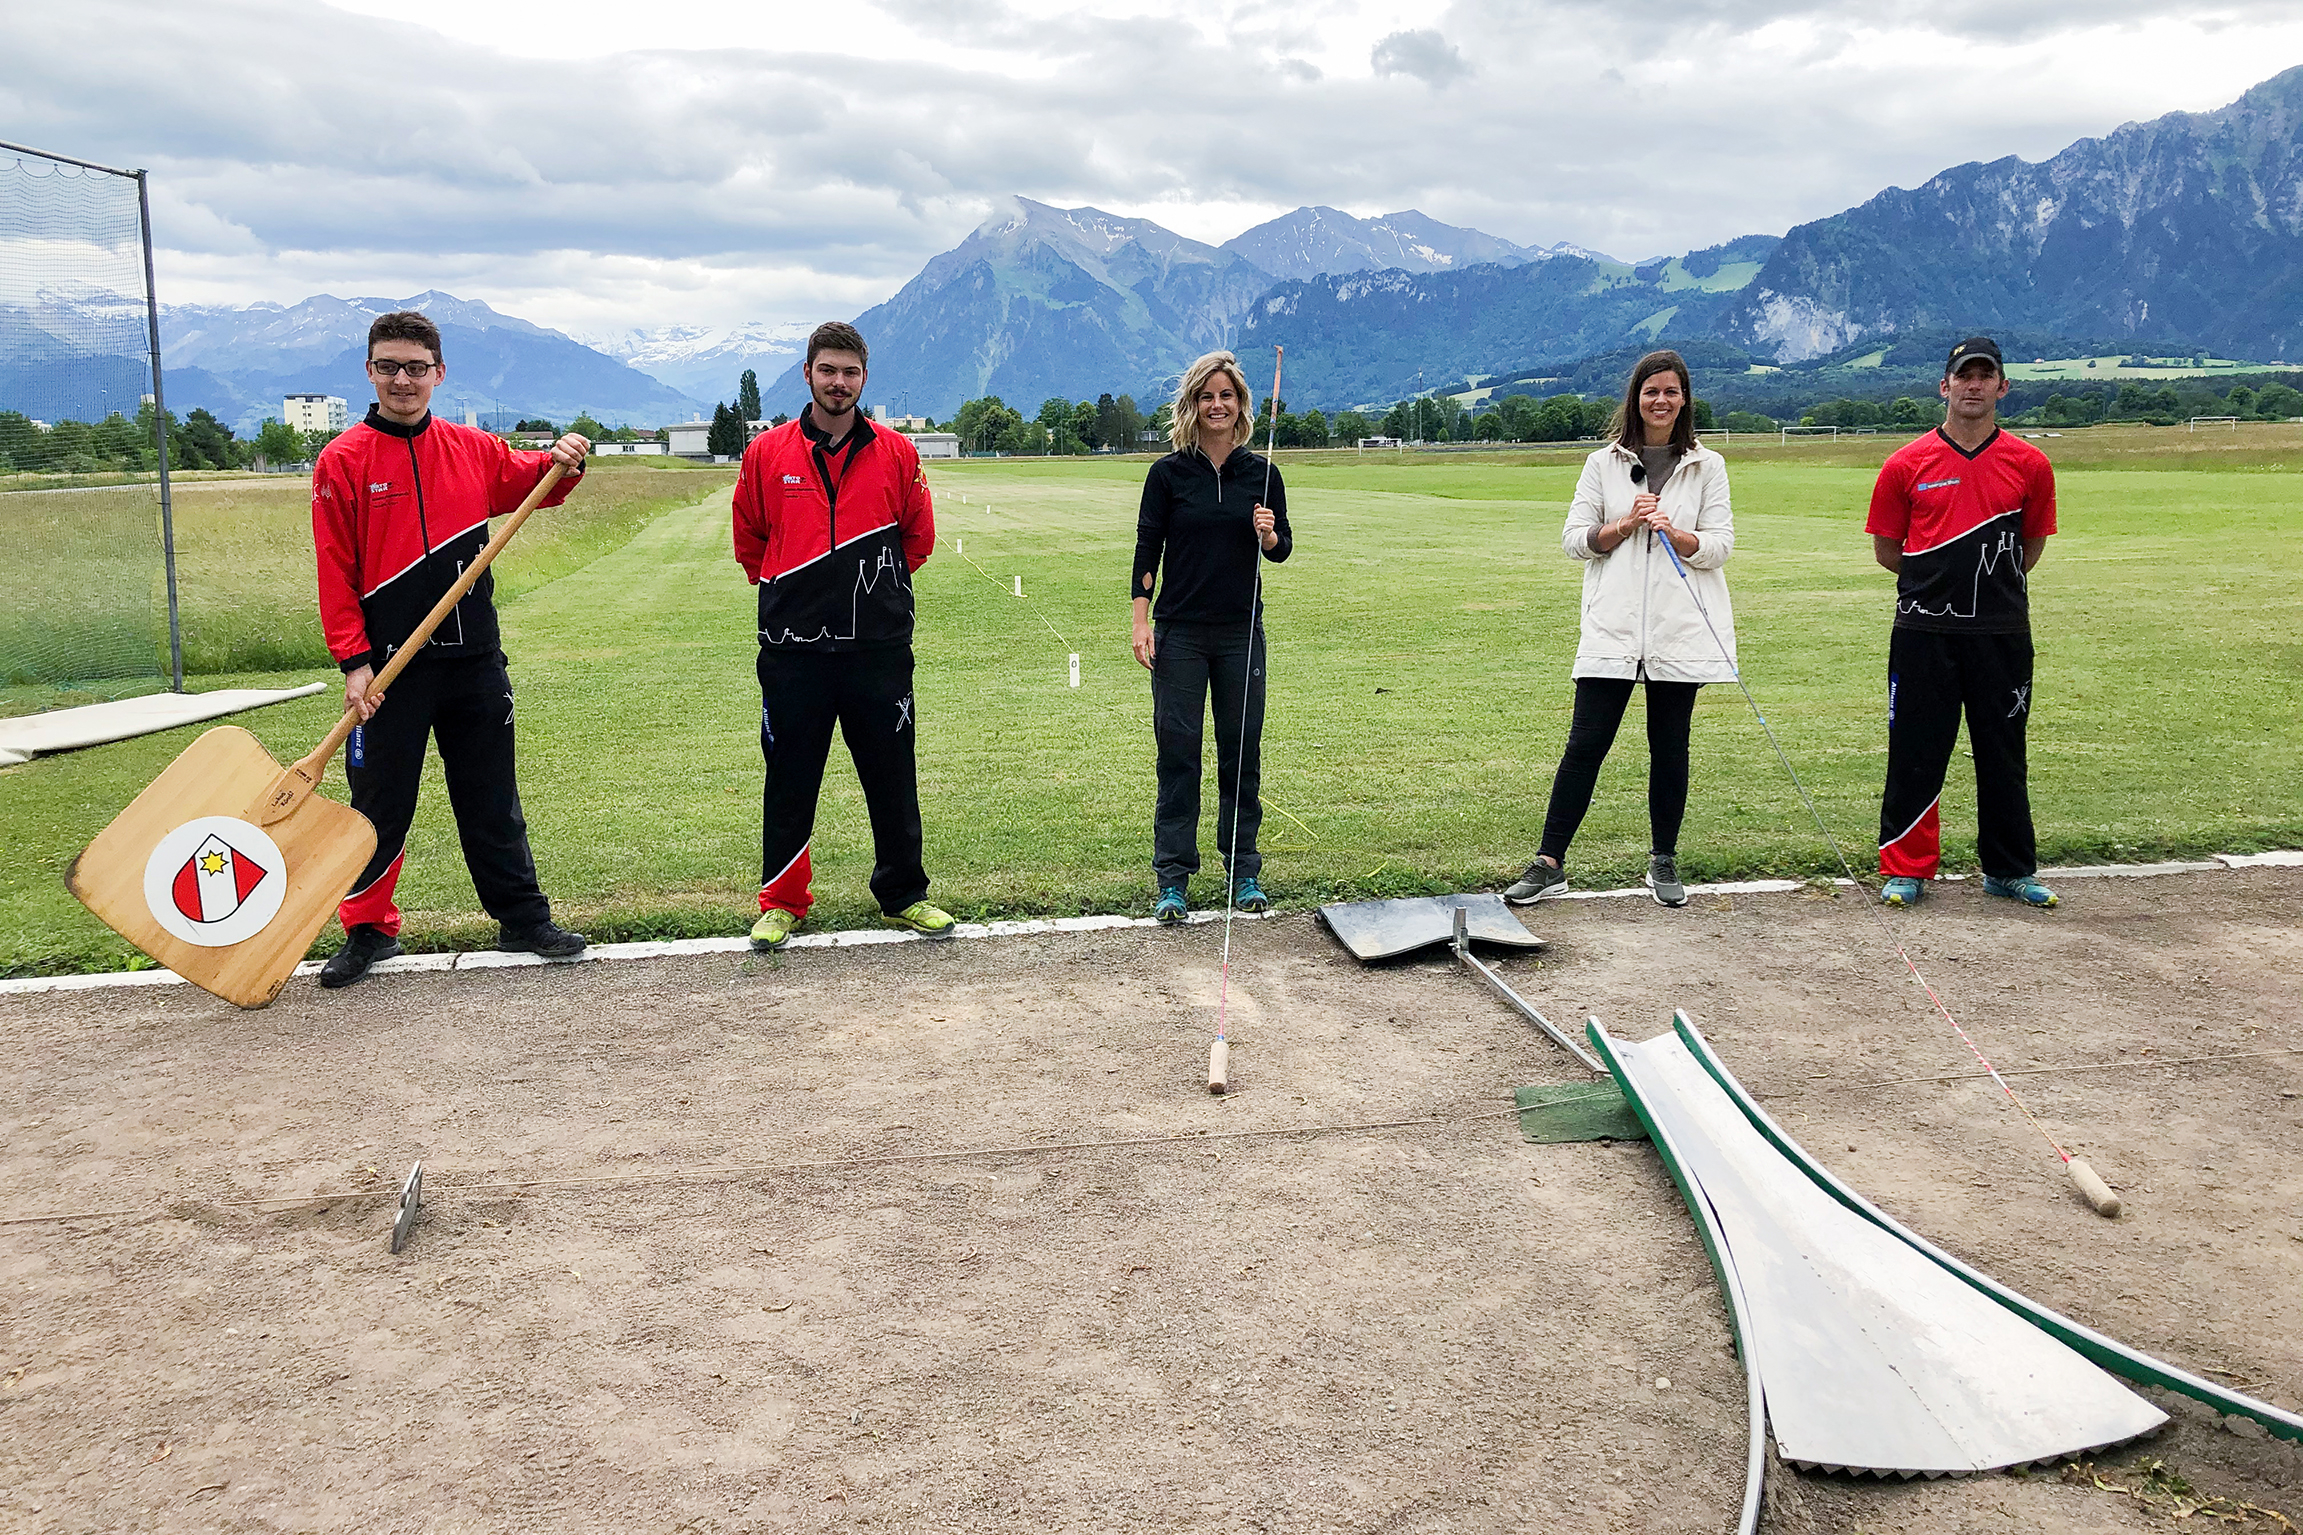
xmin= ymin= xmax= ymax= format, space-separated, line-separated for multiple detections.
xmin=7 ymin=0 xmax=2299 ymax=338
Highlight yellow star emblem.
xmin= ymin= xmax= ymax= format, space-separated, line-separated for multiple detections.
xmin=199 ymin=851 xmax=228 ymax=875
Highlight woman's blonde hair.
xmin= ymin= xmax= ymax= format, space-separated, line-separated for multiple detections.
xmin=1169 ymin=350 xmax=1255 ymax=453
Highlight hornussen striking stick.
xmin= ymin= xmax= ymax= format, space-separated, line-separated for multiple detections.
xmin=1207 ymin=346 xmax=1284 ymax=1098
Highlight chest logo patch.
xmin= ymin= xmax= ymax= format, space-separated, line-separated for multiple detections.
xmin=1915 ymin=477 xmax=1960 ymax=492
xmin=782 ymin=474 xmax=805 ymax=485
xmin=369 ymin=481 xmax=392 ymax=493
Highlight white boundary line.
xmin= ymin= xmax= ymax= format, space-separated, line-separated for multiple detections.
xmin=5 ymin=852 xmax=2298 ymax=999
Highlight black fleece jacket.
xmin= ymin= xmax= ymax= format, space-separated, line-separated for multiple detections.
xmin=1130 ymin=446 xmax=1293 ymax=626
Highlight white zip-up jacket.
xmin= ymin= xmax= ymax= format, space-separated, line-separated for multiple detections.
xmin=1562 ymin=440 xmax=1737 ymax=683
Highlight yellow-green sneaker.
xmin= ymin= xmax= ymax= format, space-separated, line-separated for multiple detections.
xmin=882 ymin=900 xmax=958 ymax=939
xmin=749 ymin=907 xmax=801 ymax=951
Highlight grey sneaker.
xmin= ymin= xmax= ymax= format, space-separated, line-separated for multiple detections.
xmin=1505 ymin=857 xmax=1568 ymax=905
xmin=1645 ymin=854 xmax=1688 ymax=907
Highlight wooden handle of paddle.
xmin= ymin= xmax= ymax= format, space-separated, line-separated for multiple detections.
xmin=253 ymin=461 xmax=570 ymax=824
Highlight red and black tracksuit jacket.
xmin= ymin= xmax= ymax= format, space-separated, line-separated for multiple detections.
xmin=732 ymin=412 xmax=938 ymax=920
xmin=312 ymin=407 xmax=576 ymax=936
xmin=732 ymin=413 xmax=935 ymax=648
xmin=314 ymin=406 xmax=577 ymax=671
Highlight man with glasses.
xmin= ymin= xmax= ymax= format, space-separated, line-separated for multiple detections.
xmin=309 ymin=309 xmax=591 ymax=988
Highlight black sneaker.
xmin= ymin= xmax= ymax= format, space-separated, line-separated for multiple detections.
xmin=319 ymin=924 xmax=402 ymax=989
xmin=1504 ymin=857 xmax=1568 ymax=905
xmin=498 ymin=920 xmax=588 ymax=961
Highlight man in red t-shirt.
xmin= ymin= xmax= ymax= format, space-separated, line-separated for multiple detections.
xmin=1864 ymin=336 xmax=2058 ymax=908
xmin=310 ymin=309 xmax=592 ymax=987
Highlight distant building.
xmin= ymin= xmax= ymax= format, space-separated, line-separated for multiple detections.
xmin=911 ymin=432 xmax=961 ymax=460
xmin=593 ymin=440 xmax=668 ymax=456
xmin=666 ymin=419 xmax=712 ymax=459
xmin=871 ymin=405 xmax=934 ymax=431
xmin=284 ymin=394 xmax=349 ymax=433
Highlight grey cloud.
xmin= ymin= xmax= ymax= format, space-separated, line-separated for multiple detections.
xmin=3 ymin=0 xmax=2286 ymax=329
xmin=1370 ymin=29 xmax=1472 ymax=86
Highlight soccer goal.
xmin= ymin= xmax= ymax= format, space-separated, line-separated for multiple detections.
xmin=2188 ymin=416 xmax=2238 ymax=432
xmin=1780 ymin=425 xmax=1840 ymax=442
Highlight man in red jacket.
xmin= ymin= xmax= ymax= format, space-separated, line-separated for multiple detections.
xmin=732 ymin=321 xmax=952 ymax=950
xmin=310 ymin=309 xmax=591 ymax=987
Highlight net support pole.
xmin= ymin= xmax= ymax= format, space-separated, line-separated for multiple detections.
xmin=136 ymin=169 xmax=184 ymax=692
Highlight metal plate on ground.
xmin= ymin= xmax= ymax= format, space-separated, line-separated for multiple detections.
xmin=1318 ymin=893 xmax=1543 ymax=961
xmin=1603 ymin=1028 xmax=2165 ymax=1477
xmin=391 ymin=1160 xmax=423 ymax=1255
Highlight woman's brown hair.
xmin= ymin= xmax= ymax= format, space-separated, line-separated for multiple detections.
xmin=1609 ymin=350 xmax=1697 ymax=452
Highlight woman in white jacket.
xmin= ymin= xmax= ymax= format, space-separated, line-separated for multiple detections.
xmin=1505 ymin=350 xmax=1736 ymax=908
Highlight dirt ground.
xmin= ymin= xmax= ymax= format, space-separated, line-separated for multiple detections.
xmin=3 ymin=867 xmax=2300 ymax=1534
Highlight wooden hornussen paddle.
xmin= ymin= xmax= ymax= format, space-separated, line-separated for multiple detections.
xmin=67 ymin=462 xmax=571 ymax=1008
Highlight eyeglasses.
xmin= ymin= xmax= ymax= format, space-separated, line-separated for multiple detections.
xmin=368 ymin=359 xmax=437 ymax=379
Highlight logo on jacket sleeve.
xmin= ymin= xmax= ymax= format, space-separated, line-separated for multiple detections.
xmin=141 ymin=816 xmax=289 ymax=948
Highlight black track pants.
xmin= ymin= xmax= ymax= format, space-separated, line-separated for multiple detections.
xmin=757 ymin=644 xmax=928 ymax=921
xmin=1150 ymin=621 xmax=1266 ymax=889
xmin=1538 ymin=677 xmax=1700 ymax=864
xmin=339 ymin=651 xmax=552 ymax=937
xmin=1878 ymin=628 xmax=2037 ymax=881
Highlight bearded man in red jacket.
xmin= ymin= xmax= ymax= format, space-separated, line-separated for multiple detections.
xmin=732 ymin=321 xmax=952 ymax=950
xmin=310 ymin=309 xmax=591 ymax=988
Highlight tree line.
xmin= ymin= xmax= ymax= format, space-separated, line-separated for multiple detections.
xmin=931 ymin=390 xmax=1728 ymax=453
xmin=0 ymin=402 xmax=674 ymax=479
xmin=0 ymin=404 xmax=301 ymax=475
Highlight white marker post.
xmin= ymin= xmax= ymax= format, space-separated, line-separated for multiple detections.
xmin=1068 ymin=653 xmax=1080 ymax=688
xmin=1013 ymin=576 xmax=1022 ymax=597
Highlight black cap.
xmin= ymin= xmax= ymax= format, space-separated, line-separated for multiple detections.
xmin=1944 ymin=336 xmax=2004 ymax=376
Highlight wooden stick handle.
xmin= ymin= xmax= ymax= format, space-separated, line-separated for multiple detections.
xmin=253 ymin=461 xmax=568 ymax=823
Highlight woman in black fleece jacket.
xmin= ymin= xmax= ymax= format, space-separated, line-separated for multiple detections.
xmin=1129 ymin=350 xmax=1293 ymax=923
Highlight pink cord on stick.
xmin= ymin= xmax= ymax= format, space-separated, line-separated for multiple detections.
xmin=1209 ymin=347 xmax=1283 ymax=1096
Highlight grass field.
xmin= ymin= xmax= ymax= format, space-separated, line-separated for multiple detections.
xmin=0 ymin=459 xmax=737 ymax=703
xmin=2 ymin=425 xmax=2298 ymax=976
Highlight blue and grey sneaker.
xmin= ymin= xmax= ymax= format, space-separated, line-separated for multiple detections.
xmin=1983 ymin=874 xmax=2058 ymax=908
xmin=1153 ymin=886 xmax=1188 ymax=924
xmin=1232 ymin=876 xmax=1270 ymax=913
xmin=1881 ymin=876 xmax=1924 ymax=907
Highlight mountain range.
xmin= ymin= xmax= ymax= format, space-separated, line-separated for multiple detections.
xmin=1717 ymin=65 xmax=2303 ymax=363
xmin=1219 ymin=205 xmax=1613 ymax=280
xmin=757 ymin=197 xmax=1276 ymax=418
xmin=581 ymin=320 xmax=811 ymax=403
xmin=1246 ymin=64 xmax=2303 ymax=403
xmin=0 ymin=290 xmax=710 ymax=434
xmin=8 ymin=65 xmax=2301 ymax=432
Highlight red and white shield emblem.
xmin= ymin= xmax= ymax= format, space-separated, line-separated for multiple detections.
xmin=143 ymin=816 xmax=289 ymax=948
xmin=170 ymin=833 xmax=271 ymax=925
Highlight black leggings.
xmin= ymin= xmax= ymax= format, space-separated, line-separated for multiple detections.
xmin=1538 ymin=677 xmax=1700 ymax=864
